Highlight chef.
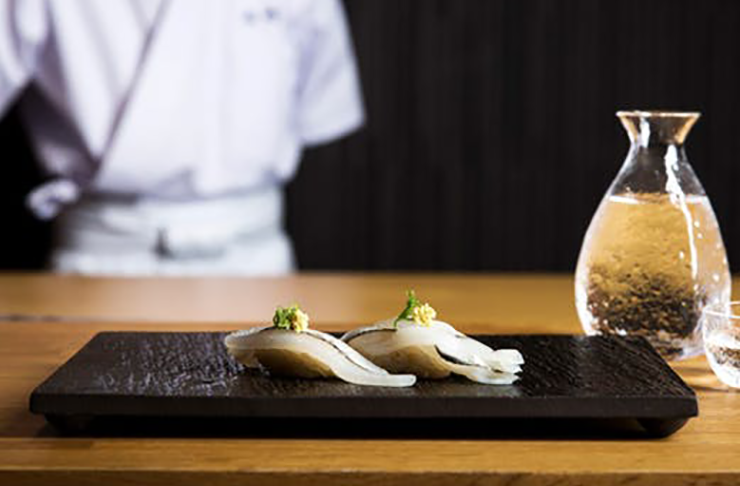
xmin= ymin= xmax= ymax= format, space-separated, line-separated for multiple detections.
xmin=0 ymin=0 xmax=364 ymax=275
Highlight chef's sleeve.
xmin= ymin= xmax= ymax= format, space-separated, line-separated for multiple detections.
xmin=0 ymin=0 xmax=48 ymax=118
xmin=296 ymin=0 xmax=364 ymax=146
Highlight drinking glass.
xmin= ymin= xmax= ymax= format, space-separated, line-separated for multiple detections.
xmin=701 ymin=301 xmax=740 ymax=388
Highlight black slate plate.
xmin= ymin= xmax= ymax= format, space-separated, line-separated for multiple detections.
xmin=29 ymin=333 xmax=698 ymax=438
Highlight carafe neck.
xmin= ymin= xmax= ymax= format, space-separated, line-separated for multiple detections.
xmin=618 ymin=110 xmax=699 ymax=147
xmin=612 ymin=111 xmax=704 ymax=196
xmin=628 ymin=143 xmax=688 ymax=167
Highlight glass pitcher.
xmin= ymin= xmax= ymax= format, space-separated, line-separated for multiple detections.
xmin=575 ymin=110 xmax=731 ymax=360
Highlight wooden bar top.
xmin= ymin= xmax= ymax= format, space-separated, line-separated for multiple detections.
xmin=0 ymin=273 xmax=738 ymax=485
xmin=0 ymin=273 xmax=576 ymax=327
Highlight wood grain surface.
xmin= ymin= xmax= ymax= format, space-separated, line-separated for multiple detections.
xmin=1 ymin=274 xmax=739 ymax=485
xmin=0 ymin=273 xmax=576 ymax=327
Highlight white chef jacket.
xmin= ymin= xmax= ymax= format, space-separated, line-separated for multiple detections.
xmin=0 ymin=0 xmax=364 ymax=275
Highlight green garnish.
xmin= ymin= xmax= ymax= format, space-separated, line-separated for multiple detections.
xmin=272 ymin=304 xmax=310 ymax=332
xmin=393 ymin=290 xmax=422 ymax=326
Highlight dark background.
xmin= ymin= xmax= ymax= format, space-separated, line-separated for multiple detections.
xmin=2 ymin=0 xmax=740 ymax=272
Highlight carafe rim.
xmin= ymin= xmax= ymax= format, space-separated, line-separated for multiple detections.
xmin=616 ymin=110 xmax=701 ymax=119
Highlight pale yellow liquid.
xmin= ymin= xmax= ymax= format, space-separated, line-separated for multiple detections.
xmin=575 ymin=193 xmax=730 ymax=360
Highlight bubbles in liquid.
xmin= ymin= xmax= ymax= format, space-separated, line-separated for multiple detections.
xmin=575 ymin=193 xmax=731 ymax=360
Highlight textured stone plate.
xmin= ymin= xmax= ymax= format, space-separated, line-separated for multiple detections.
xmin=29 ymin=333 xmax=697 ymax=437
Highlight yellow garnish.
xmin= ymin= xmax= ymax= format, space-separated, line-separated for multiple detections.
xmin=394 ymin=290 xmax=438 ymax=327
xmin=292 ymin=309 xmax=310 ymax=332
xmin=273 ymin=305 xmax=310 ymax=333
xmin=411 ymin=302 xmax=437 ymax=326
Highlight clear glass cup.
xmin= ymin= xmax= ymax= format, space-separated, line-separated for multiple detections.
xmin=701 ymin=301 xmax=740 ymax=388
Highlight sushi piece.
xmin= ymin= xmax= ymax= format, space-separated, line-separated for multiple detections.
xmin=341 ymin=291 xmax=524 ymax=385
xmin=224 ymin=305 xmax=416 ymax=387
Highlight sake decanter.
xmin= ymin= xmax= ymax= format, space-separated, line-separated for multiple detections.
xmin=575 ymin=111 xmax=731 ymax=360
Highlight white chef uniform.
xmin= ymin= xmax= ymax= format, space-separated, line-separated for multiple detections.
xmin=0 ymin=0 xmax=364 ymax=275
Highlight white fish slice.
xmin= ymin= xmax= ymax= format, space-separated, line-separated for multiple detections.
xmin=224 ymin=327 xmax=416 ymax=388
xmin=341 ymin=319 xmax=523 ymax=385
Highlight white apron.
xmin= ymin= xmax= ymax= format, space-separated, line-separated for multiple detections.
xmin=51 ymin=187 xmax=294 ymax=276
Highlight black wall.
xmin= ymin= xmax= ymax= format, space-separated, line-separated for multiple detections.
xmin=0 ymin=103 xmax=49 ymax=269
xmin=287 ymin=0 xmax=740 ymax=271
xmin=3 ymin=0 xmax=740 ymax=271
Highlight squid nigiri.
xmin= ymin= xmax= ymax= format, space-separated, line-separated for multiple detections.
xmin=224 ymin=305 xmax=416 ymax=387
xmin=341 ymin=291 xmax=523 ymax=385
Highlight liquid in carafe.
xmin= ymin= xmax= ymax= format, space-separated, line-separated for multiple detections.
xmin=576 ymin=192 xmax=730 ymax=359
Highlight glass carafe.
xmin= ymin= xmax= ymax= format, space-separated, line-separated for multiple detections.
xmin=575 ymin=110 xmax=731 ymax=360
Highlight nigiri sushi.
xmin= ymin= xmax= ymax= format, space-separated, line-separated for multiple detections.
xmin=342 ymin=291 xmax=523 ymax=385
xmin=224 ymin=305 xmax=416 ymax=387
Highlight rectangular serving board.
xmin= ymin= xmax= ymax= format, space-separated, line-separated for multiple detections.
xmin=29 ymin=333 xmax=698 ymax=437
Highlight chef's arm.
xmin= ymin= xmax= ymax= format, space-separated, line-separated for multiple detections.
xmin=295 ymin=0 xmax=365 ymax=146
xmin=0 ymin=0 xmax=48 ymax=119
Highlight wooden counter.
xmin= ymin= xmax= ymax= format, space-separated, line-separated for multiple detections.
xmin=0 ymin=273 xmax=738 ymax=485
